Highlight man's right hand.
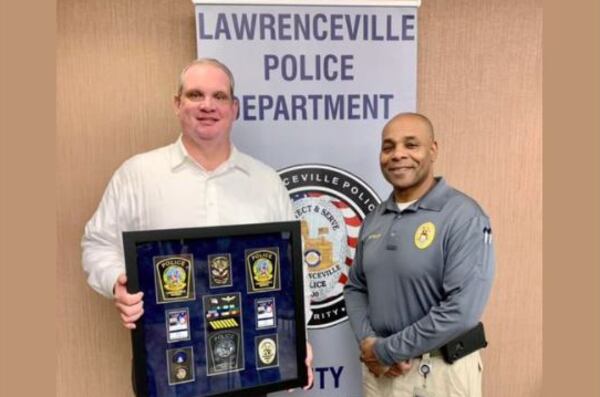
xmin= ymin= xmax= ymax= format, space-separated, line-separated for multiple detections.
xmin=383 ymin=360 xmax=412 ymax=378
xmin=113 ymin=273 xmax=144 ymax=329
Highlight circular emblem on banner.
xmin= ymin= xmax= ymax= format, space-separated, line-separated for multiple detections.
xmin=278 ymin=164 xmax=381 ymax=329
xmin=414 ymin=222 xmax=436 ymax=249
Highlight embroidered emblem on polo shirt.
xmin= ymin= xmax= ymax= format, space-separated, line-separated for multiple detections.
xmin=414 ymin=222 xmax=436 ymax=249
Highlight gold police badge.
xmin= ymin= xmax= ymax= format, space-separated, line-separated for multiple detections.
xmin=414 ymin=222 xmax=436 ymax=250
xmin=256 ymin=335 xmax=278 ymax=368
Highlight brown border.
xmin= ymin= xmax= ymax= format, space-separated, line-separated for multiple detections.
xmin=0 ymin=0 xmax=56 ymax=396
xmin=544 ymin=0 xmax=600 ymax=396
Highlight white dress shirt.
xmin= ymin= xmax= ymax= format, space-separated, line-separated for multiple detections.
xmin=82 ymin=136 xmax=299 ymax=301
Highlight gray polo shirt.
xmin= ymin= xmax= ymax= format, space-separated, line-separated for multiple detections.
xmin=343 ymin=177 xmax=495 ymax=365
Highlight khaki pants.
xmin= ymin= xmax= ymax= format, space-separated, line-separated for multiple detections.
xmin=362 ymin=351 xmax=483 ymax=397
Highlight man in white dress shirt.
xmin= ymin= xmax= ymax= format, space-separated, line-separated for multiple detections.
xmin=81 ymin=58 xmax=313 ymax=391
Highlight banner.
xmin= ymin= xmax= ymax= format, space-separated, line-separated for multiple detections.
xmin=194 ymin=1 xmax=419 ymax=395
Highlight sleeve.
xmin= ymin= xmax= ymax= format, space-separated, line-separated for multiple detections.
xmin=343 ymin=223 xmax=377 ymax=342
xmin=80 ymin=166 xmax=132 ymax=299
xmin=373 ymin=215 xmax=495 ymax=365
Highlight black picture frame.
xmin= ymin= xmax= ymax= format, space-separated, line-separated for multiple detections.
xmin=123 ymin=221 xmax=307 ymax=397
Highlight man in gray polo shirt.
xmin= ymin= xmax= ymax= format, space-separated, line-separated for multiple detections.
xmin=344 ymin=112 xmax=494 ymax=397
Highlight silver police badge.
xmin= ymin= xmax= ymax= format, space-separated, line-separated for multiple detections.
xmin=207 ymin=332 xmax=242 ymax=375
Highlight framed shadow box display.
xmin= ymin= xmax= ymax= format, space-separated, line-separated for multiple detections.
xmin=123 ymin=221 xmax=307 ymax=397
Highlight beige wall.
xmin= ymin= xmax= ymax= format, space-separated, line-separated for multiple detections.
xmin=57 ymin=1 xmax=542 ymax=396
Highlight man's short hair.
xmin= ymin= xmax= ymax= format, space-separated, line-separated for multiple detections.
xmin=176 ymin=58 xmax=236 ymax=98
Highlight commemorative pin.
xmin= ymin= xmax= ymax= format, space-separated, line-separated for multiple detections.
xmin=165 ymin=308 xmax=191 ymax=343
xmin=256 ymin=334 xmax=279 ymax=369
xmin=153 ymin=254 xmax=195 ymax=304
xmin=245 ymin=247 xmax=281 ymax=293
xmin=255 ymin=297 xmax=276 ymax=329
xmin=166 ymin=346 xmax=195 ymax=385
xmin=207 ymin=253 xmax=233 ymax=288
xmin=203 ymin=293 xmax=244 ymax=375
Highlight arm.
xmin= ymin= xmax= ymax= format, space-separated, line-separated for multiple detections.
xmin=344 ymin=226 xmax=391 ymax=376
xmin=81 ymin=165 xmax=144 ymax=328
xmin=81 ymin=169 xmax=127 ymax=298
xmin=373 ymin=215 xmax=495 ymax=365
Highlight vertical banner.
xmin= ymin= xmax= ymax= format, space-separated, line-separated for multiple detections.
xmin=194 ymin=1 xmax=419 ymax=395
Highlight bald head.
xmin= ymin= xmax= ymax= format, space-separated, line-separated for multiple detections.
xmin=380 ymin=112 xmax=438 ymax=202
xmin=383 ymin=112 xmax=435 ymax=141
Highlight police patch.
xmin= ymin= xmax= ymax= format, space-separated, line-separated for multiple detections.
xmin=208 ymin=253 xmax=233 ymax=288
xmin=153 ymin=255 xmax=195 ymax=304
xmin=414 ymin=222 xmax=436 ymax=249
xmin=245 ymin=248 xmax=280 ymax=293
xmin=278 ymin=164 xmax=381 ymax=329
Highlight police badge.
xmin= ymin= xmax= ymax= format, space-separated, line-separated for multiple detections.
xmin=245 ymin=247 xmax=281 ymax=293
xmin=153 ymin=255 xmax=195 ymax=304
xmin=207 ymin=331 xmax=242 ymax=375
xmin=256 ymin=334 xmax=279 ymax=369
xmin=208 ymin=253 xmax=233 ymax=288
xmin=414 ymin=222 xmax=436 ymax=250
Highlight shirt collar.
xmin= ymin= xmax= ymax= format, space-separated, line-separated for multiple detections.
xmin=383 ymin=177 xmax=450 ymax=213
xmin=169 ymin=135 xmax=251 ymax=176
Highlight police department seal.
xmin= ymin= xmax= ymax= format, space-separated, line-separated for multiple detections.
xmin=278 ymin=164 xmax=381 ymax=328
